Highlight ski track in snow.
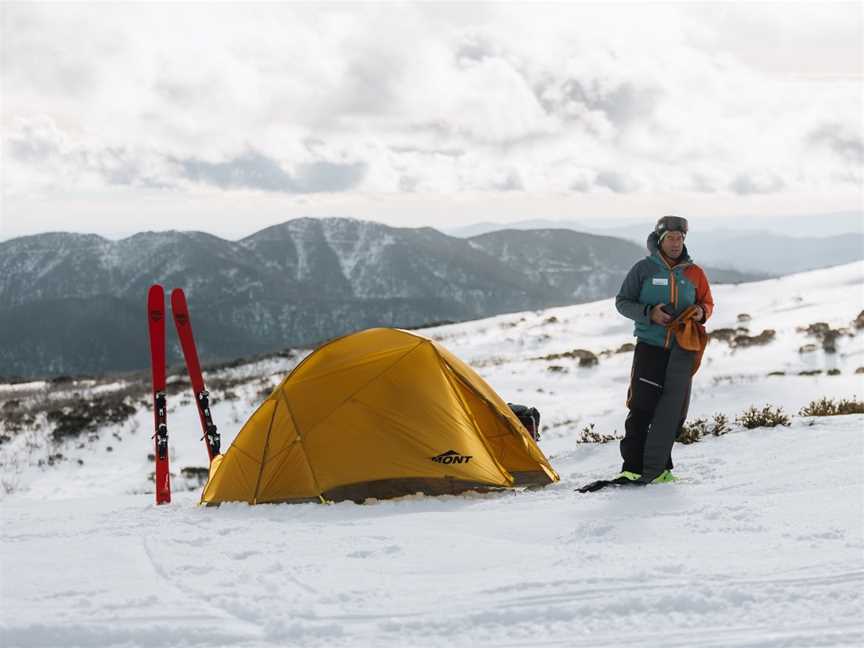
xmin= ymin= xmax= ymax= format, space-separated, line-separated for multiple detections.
xmin=1 ymin=262 xmax=864 ymax=647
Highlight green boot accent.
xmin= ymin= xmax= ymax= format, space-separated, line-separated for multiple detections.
xmin=652 ymin=470 xmax=679 ymax=484
xmin=617 ymin=470 xmax=642 ymax=481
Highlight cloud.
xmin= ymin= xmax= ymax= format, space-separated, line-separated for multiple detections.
xmin=2 ymin=2 xmax=862 ymax=213
xmin=492 ymin=170 xmax=524 ymax=191
xmin=539 ymin=77 xmax=662 ymax=132
xmin=4 ymin=116 xmax=171 ymax=190
xmin=806 ymin=124 xmax=864 ymax=164
xmin=595 ymin=170 xmax=641 ymax=193
xmin=690 ymin=174 xmax=719 ymax=193
xmin=398 ymin=175 xmax=420 ymax=192
xmin=728 ymin=174 xmax=786 ymax=195
xmin=389 ymin=145 xmax=466 ymax=158
xmin=176 ymin=151 xmax=367 ymax=193
xmin=6 ymin=116 xmax=66 ymax=163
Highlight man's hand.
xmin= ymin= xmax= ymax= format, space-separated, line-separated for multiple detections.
xmin=650 ymin=303 xmax=673 ymax=326
xmin=691 ymin=305 xmax=704 ymax=322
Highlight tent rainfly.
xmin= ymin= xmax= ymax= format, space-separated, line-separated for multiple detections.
xmin=201 ymin=328 xmax=559 ymax=505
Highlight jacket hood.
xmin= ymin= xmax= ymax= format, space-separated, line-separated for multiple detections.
xmin=647 ymin=231 xmax=692 ymax=265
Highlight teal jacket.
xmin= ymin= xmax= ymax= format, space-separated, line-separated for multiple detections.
xmin=615 ymin=234 xmax=714 ymax=349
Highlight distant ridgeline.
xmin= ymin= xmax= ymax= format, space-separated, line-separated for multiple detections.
xmin=0 ymin=218 xmax=761 ymax=378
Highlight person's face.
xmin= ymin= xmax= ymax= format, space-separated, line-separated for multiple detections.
xmin=660 ymin=231 xmax=685 ymax=259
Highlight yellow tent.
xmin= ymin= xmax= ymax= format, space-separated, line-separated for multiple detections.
xmin=201 ymin=328 xmax=559 ymax=504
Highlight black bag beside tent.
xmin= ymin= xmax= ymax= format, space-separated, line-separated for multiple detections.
xmin=507 ymin=403 xmax=541 ymax=441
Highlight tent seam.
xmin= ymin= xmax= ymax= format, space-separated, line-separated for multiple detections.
xmin=251 ymin=398 xmax=280 ymax=504
xmin=278 ymin=388 xmax=328 ymax=501
xmin=432 ymin=345 xmax=515 ymax=486
xmin=255 ymin=438 xmax=302 ymax=500
xmin=297 ymin=339 xmax=427 ymax=441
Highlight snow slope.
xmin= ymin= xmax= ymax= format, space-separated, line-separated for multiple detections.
xmin=2 ymin=262 xmax=863 ymax=648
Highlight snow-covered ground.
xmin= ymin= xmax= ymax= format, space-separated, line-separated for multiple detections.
xmin=2 ymin=262 xmax=863 ymax=647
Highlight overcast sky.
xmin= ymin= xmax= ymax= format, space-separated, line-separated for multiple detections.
xmin=1 ymin=2 xmax=862 ymax=241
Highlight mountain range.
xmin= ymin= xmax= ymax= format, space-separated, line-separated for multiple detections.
xmin=0 ymin=217 xmax=760 ymax=378
xmin=445 ymin=212 xmax=864 ymax=275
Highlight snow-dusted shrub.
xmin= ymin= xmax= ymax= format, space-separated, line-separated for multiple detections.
xmin=0 ymin=399 xmax=36 ymax=434
xmin=180 ymin=466 xmax=210 ymax=488
xmin=576 ymin=423 xmax=616 ymax=444
xmin=710 ymin=328 xmax=775 ymax=348
xmin=799 ymin=322 xmax=831 ymax=336
xmin=736 ymin=405 xmax=790 ymax=429
xmin=709 ymin=328 xmax=736 ymax=343
xmin=822 ymin=330 xmax=840 ymax=353
xmin=47 ymin=394 xmax=136 ymax=441
xmin=733 ymin=329 xmax=776 ymax=347
xmin=799 ymin=397 xmax=864 ymax=417
xmin=539 ymin=348 xmax=598 ymax=366
xmin=256 ymin=386 xmax=274 ymax=400
xmin=677 ymin=413 xmax=730 ymax=444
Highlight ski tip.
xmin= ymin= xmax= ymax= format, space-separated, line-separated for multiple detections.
xmin=170 ymin=287 xmax=188 ymax=309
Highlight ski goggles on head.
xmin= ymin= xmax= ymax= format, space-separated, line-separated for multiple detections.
xmin=655 ymin=215 xmax=688 ymax=237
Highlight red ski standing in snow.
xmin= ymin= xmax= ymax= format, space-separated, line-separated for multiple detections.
xmin=171 ymin=288 xmax=221 ymax=463
xmin=147 ymin=285 xmax=171 ymax=504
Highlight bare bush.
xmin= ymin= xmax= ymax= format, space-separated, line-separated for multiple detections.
xmin=737 ymin=405 xmax=790 ymax=429
xmin=576 ymin=423 xmax=617 ymax=444
xmin=799 ymin=397 xmax=864 ymax=417
xmin=538 ymin=349 xmax=598 ymax=366
xmin=709 ymin=328 xmax=736 ymax=343
xmin=677 ymin=413 xmax=730 ymax=444
xmin=733 ymin=329 xmax=776 ymax=347
xmin=47 ymin=395 xmax=136 ymax=441
xmin=710 ymin=328 xmax=775 ymax=348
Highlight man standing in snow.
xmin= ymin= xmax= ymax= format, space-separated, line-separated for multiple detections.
xmin=581 ymin=216 xmax=714 ymax=491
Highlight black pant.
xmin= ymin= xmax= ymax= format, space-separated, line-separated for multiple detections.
xmin=620 ymin=342 xmax=688 ymax=474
